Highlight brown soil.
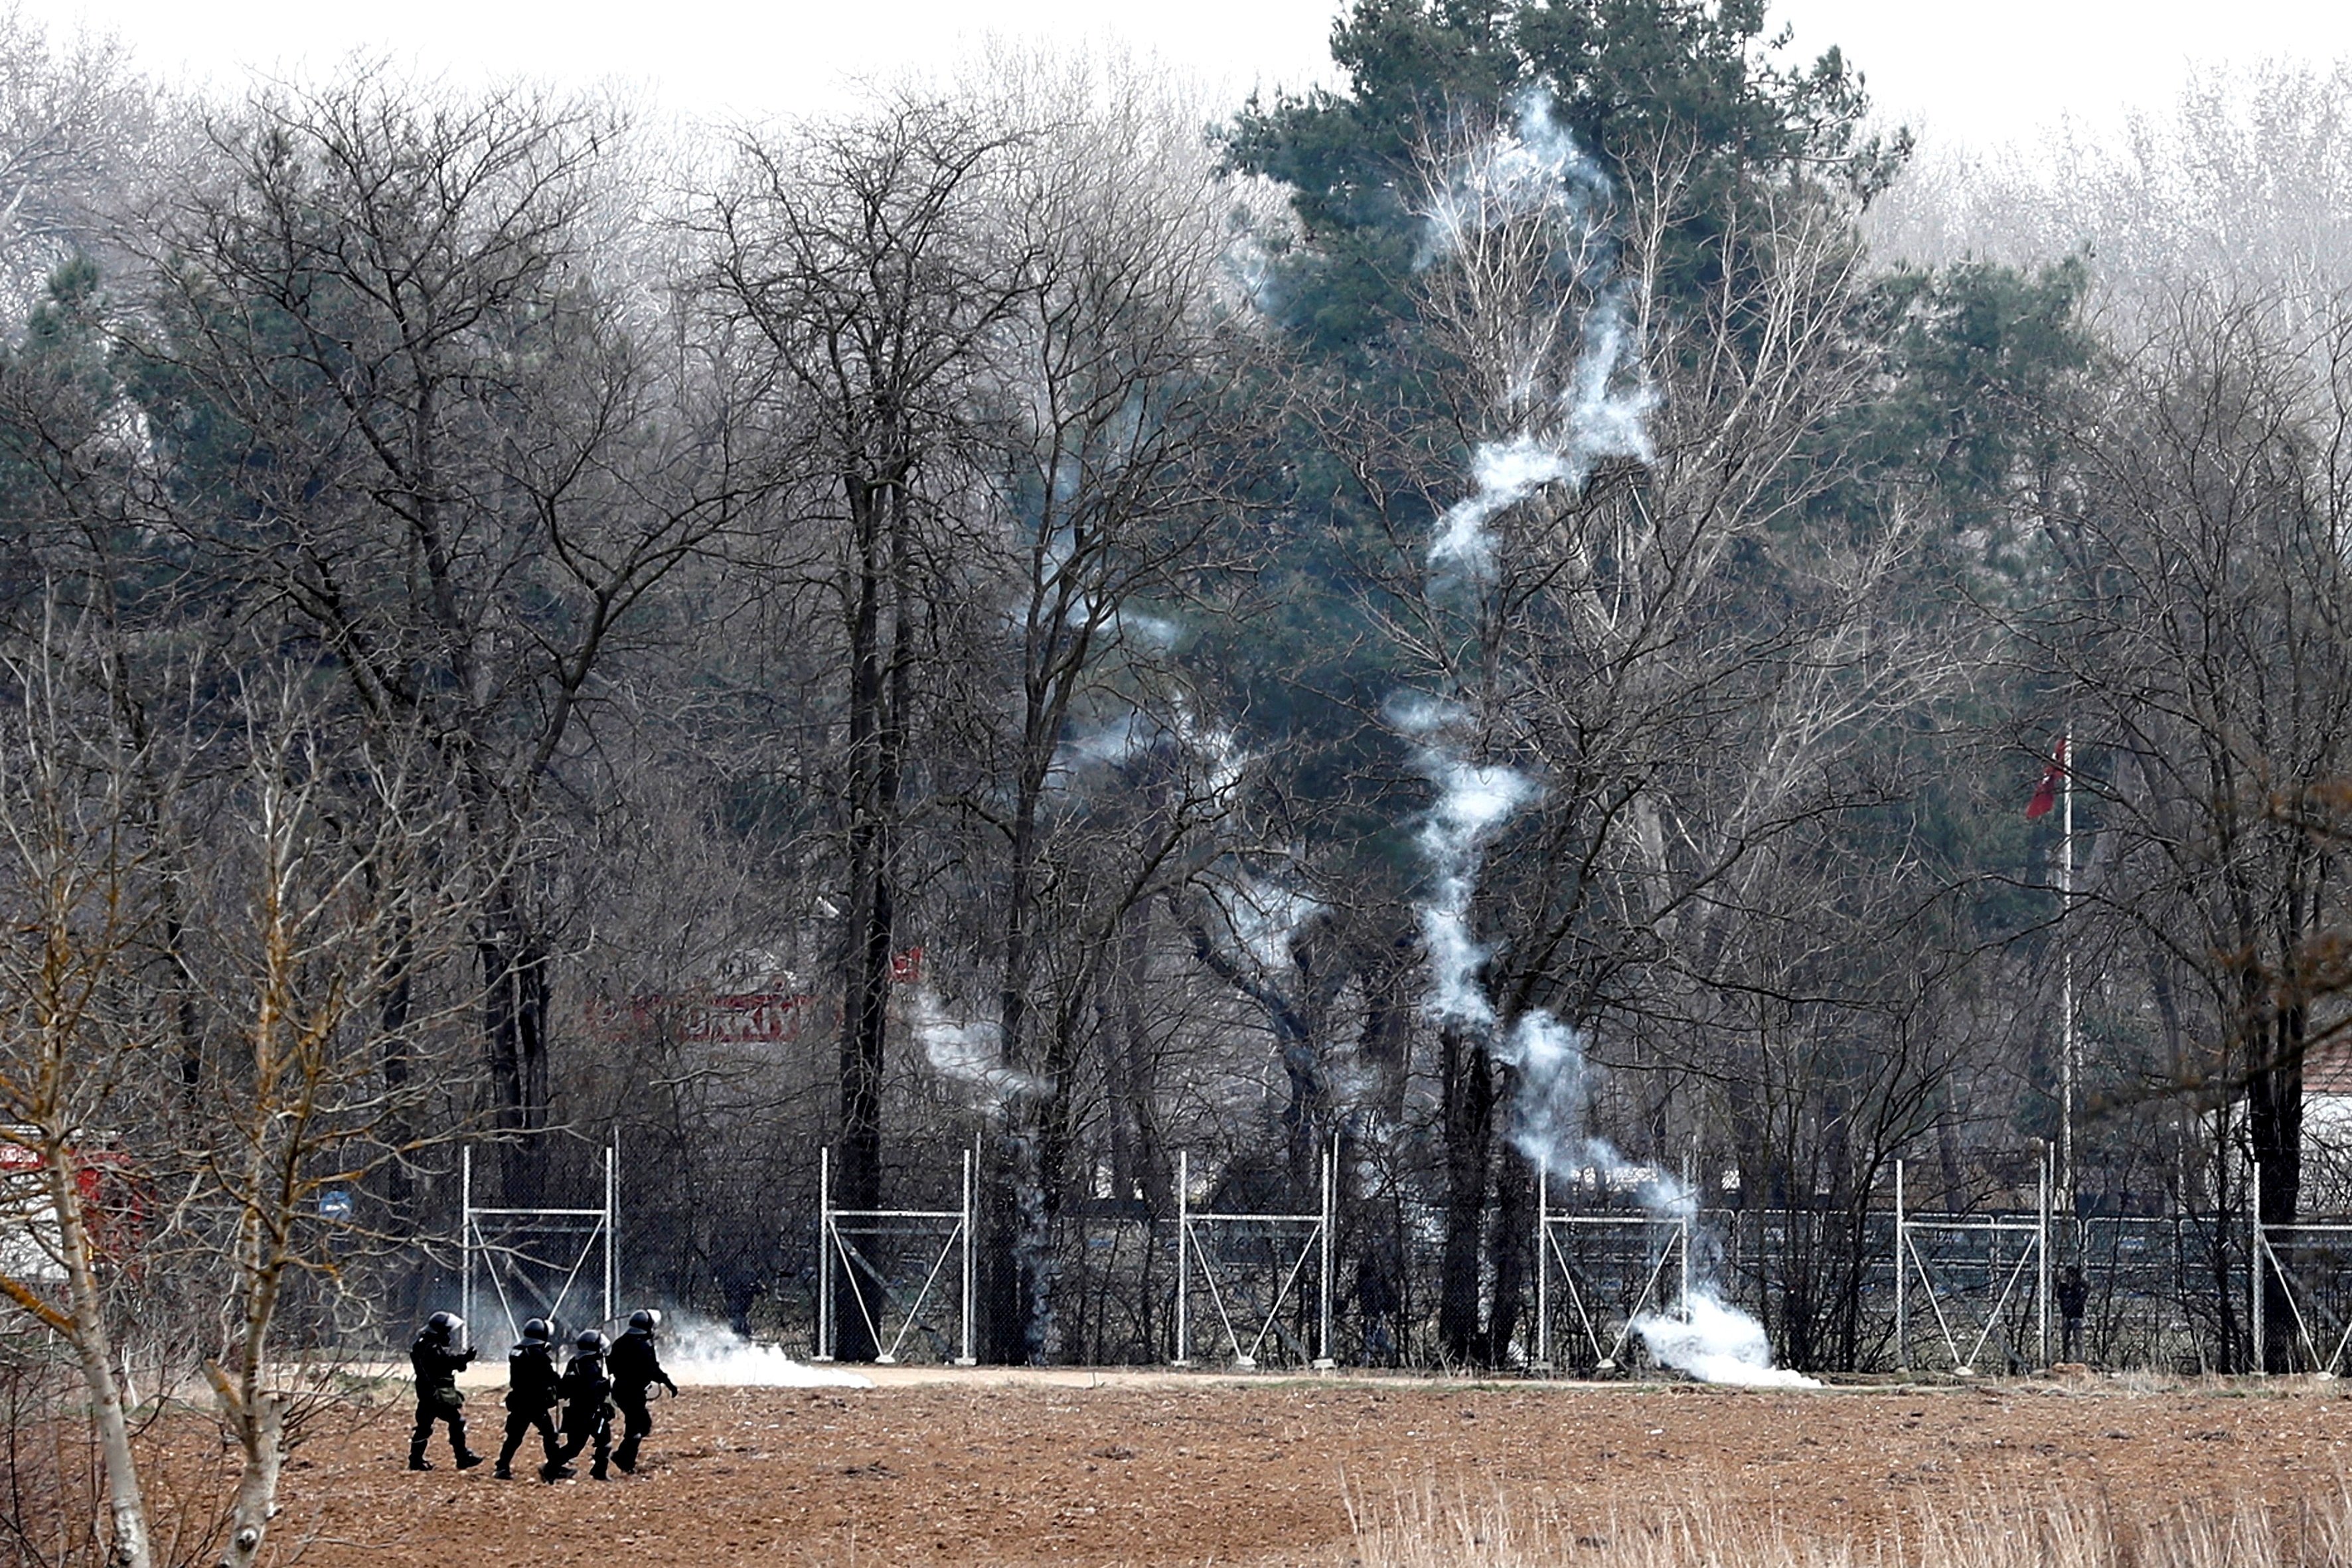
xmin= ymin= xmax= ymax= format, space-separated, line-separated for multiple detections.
xmin=275 ymin=1371 xmax=2352 ymax=1566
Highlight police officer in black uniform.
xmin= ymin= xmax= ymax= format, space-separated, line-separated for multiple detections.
xmin=2057 ymin=1264 xmax=2090 ymax=1362
xmin=609 ymin=1308 xmax=679 ymax=1474
xmin=543 ymin=1328 xmax=615 ymax=1482
xmin=407 ymin=1311 xmax=483 ymax=1471
xmin=493 ymin=1318 xmax=564 ymax=1479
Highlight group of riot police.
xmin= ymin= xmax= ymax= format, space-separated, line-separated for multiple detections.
xmin=408 ymin=1308 xmax=679 ymax=1481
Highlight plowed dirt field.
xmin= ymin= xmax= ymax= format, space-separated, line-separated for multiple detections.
xmin=278 ymin=1371 xmax=2352 ymax=1566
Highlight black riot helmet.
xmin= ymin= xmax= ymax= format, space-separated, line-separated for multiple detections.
xmin=521 ymin=1318 xmax=552 ymax=1346
xmin=575 ymin=1328 xmax=609 ymax=1356
xmin=628 ymin=1309 xmax=661 ymax=1334
xmin=426 ymin=1311 xmax=464 ymax=1340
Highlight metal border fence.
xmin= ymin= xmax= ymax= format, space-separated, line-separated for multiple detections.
xmin=392 ymin=1141 xmax=2349 ymax=1377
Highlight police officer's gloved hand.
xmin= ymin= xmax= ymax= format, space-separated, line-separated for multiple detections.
xmin=662 ymin=1376 xmax=678 ymax=1395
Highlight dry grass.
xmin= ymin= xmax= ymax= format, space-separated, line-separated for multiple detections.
xmin=1347 ymin=1480 xmax=2352 ymax=1568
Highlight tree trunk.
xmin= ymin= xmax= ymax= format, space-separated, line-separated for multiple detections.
xmin=48 ymin=1158 xmax=151 ymax=1568
xmin=481 ymin=894 xmax=550 ymax=1205
xmin=381 ymin=913 xmax=415 ymax=1221
xmin=1482 ymin=1138 xmax=1533 ymax=1366
xmin=1356 ymin=933 xmax=1415 ymax=1128
xmin=1437 ymin=1024 xmax=1494 ymax=1365
xmin=2248 ymin=998 xmax=2305 ymax=1372
xmin=206 ymin=1384 xmax=283 ymax=1568
xmin=990 ymin=733 xmax=1046 ymax=1362
xmin=834 ymin=469 xmax=913 ymax=1362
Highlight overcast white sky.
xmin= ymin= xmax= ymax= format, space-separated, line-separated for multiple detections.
xmin=21 ymin=0 xmax=2352 ymax=152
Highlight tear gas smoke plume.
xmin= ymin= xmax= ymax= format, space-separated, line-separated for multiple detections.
xmin=662 ymin=1314 xmax=872 ymax=1388
xmin=1421 ymin=91 xmax=1656 ymax=582
xmin=1419 ymin=88 xmax=1612 ymax=266
xmin=1410 ymin=91 xmax=1802 ymax=1389
xmin=911 ymin=988 xmax=1051 ymax=1102
xmin=1207 ymin=870 xmax=1325 ymax=973
xmin=1634 ymin=1290 xmax=1824 ymax=1389
xmin=1415 ymin=752 xmax=1540 ymax=1031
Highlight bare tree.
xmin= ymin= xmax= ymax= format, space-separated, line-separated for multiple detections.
xmin=174 ymin=696 xmax=479 ymax=1567
xmin=127 ymin=72 xmax=745 ymax=1193
xmin=0 ymin=625 xmax=166 ymax=1568
xmin=0 ymin=6 xmax=158 ymax=319
xmin=1361 ymin=104 xmax=1936 ymax=1364
xmin=960 ymin=59 xmax=1275 ymax=1361
xmin=2034 ymin=281 xmax=2352 ymax=1368
xmin=0 ymin=615 xmax=483 ymax=1567
xmin=703 ymin=95 xmax=1032 ymax=1358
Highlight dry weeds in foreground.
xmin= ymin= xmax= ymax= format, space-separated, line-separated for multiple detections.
xmin=1348 ymin=1482 xmax=2352 ymax=1567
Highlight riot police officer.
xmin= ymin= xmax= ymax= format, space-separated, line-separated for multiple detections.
xmin=608 ymin=1308 xmax=679 ymax=1474
xmin=493 ymin=1318 xmax=564 ymax=1479
xmin=407 ymin=1312 xmax=483 ymax=1471
xmin=543 ymin=1328 xmax=615 ymax=1482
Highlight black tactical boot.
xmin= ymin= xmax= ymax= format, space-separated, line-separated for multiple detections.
xmin=455 ymin=1449 xmax=484 ymax=1470
xmin=408 ymin=1456 xmax=433 ymax=1472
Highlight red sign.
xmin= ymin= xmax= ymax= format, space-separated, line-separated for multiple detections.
xmin=588 ymin=990 xmax=817 ymax=1045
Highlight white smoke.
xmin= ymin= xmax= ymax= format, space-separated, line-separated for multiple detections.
xmin=1420 ymin=90 xmax=1614 ymax=267
xmin=1499 ymin=1009 xmax=1593 ymax=1169
xmin=1205 ymin=870 xmax=1325 ymax=973
xmin=1409 ymin=102 xmax=1806 ymax=1389
xmin=1407 ymin=97 xmax=1643 ymax=1030
xmin=661 ymin=1315 xmax=873 ymax=1389
xmin=1633 ymin=1289 xmax=1823 ymax=1389
xmin=1173 ymin=700 xmax=1248 ymax=802
xmin=1405 ymin=97 xmax=1610 ymax=1048
xmin=1421 ymin=90 xmax=1656 ymax=582
xmin=910 ymin=989 xmax=1051 ymax=1101
xmin=1501 ymin=1010 xmax=1811 ymax=1387
xmin=1415 ymin=754 xmax=1541 ymax=1030
xmin=1429 ymin=435 xmax=1579 ymax=574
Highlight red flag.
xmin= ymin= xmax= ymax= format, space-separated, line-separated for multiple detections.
xmin=2026 ymin=737 xmax=2068 ymax=821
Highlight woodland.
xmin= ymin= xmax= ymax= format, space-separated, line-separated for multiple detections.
xmin=5 ymin=1 xmax=2352 ymax=1557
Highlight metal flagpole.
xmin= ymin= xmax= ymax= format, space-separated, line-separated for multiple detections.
xmin=2061 ymin=729 xmax=2076 ymax=1249
xmin=2037 ymin=1146 xmax=2051 ymax=1368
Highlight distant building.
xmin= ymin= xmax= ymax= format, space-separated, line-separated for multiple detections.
xmin=2302 ymin=1048 xmax=2352 ymax=1217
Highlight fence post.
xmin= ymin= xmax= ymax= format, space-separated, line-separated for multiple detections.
xmin=1314 ymin=1139 xmax=1336 ymax=1370
xmin=959 ymin=1145 xmax=977 ymax=1366
xmin=604 ymin=1135 xmax=618 ymax=1329
xmin=1172 ymin=1150 xmax=1190 ymax=1367
xmin=816 ymin=1146 xmax=833 ymax=1363
xmin=2250 ymin=1156 xmax=2265 ymax=1376
xmin=2037 ymin=1145 xmax=2050 ymax=1368
xmin=1535 ymin=1162 xmax=1551 ymax=1373
xmin=460 ymin=1144 xmax=473 ymax=1337
xmin=1894 ymin=1158 xmax=1907 ymax=1373
xmin=1681 ymin=1144 xmax=1695 ymax=1314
